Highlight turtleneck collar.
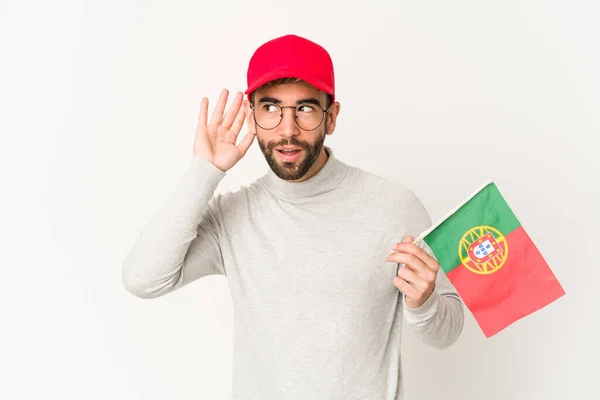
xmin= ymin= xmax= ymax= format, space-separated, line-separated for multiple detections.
xmin=260 ymin=146 xmax=349 ymax=200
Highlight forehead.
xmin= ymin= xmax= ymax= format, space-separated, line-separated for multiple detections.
xmin=254 ymin=82 xmax=327 ymax=104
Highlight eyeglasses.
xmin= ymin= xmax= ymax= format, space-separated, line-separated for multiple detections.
xmin=250 ymin=101 xmax=331 ymax=131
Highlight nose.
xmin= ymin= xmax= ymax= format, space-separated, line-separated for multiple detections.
xmin=277 ymin=107 xmax=300 ymax=138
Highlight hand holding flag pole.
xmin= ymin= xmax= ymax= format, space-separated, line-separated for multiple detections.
xmin=388 ymin=181 xmax=496 ymax=309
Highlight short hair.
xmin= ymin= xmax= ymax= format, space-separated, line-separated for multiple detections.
xmin=250 ymin=77 xmax=333 ymax=109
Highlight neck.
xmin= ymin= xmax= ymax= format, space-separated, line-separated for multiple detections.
xmin=261 ymin=146 xmax=348 ymax=201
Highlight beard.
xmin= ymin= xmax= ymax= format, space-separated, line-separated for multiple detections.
xmin=258 ymin=130 xmax=326 ymax=181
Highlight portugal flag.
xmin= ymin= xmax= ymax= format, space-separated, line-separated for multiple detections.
xmin=420 ymin=180 xmax=565 ymax=338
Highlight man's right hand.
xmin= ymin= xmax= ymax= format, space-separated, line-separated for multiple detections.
xmin=193 ymin=89 xmax=256 ymax=172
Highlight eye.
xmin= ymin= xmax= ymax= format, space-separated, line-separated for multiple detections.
xmin=297 ymin=104 xmax=316 ymax=113
xmin=260 ymin=103 xmax=279 ymax=113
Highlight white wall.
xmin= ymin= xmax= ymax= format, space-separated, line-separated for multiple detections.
xmin=1 ymin=0 xmax=598 ymax=399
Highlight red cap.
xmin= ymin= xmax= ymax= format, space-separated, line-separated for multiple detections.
xmin=245 ymin=34 xmax=335 ymax=102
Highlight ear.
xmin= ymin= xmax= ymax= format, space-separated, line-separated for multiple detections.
xmin=245 ymin=99 xmax=257 ymax=134
xmin=325 ymin=101 xmax=341 ymax=135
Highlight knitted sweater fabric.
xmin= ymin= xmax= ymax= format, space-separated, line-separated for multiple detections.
xmin=122 ymin=146 xmax=464 ymax=399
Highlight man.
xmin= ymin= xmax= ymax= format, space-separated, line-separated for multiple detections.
xmin=123 ymin=34 xmax=464 ymax=399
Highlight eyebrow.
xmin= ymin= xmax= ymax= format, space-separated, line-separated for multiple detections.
xmin=257 ymin=96 xmax=324 ymax=107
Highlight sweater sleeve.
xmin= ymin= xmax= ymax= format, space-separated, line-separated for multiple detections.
xmin=122 ymin=155 xmax=227 ymax=299
xmin=400 ymin=192 xmax=465 ymax=349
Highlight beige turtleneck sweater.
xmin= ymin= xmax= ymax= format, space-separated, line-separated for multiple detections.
xmin=122 ymin=146 xmax=464 ymax=399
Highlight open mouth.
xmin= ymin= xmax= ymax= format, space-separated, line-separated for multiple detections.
xmin=276 ymin=148 xmax=303 ymax=161
xmin=277 ymin=149 xmax=301 ymax=154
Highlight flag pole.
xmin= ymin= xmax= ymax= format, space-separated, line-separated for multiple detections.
xmin=412 ymin=178 xmax=495 ymax=245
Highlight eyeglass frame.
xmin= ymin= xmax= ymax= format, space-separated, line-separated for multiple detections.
xmin=249 ymin=100 xmax=332 ymax=131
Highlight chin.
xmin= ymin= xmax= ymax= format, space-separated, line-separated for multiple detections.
xmin=273 ymin=161 xmax=310 ymax=181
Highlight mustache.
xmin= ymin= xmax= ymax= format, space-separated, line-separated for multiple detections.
xmin=266 ymin=138 xmax=312 ymax=151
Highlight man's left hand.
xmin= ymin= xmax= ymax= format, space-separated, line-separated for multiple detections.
xmin=386 ymin=235 xmax=439 ymax=309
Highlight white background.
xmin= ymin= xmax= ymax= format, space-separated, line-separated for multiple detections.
xmin=1 ymin=0 xmax=599 ymax=399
